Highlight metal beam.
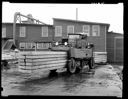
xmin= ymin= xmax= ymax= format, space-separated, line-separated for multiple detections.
xmin=13 ymin=12 xmax=46 ymax=45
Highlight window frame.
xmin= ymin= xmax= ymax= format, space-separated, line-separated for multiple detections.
xmin=82 ymin=25 xmax=90 ymax=36
xmin=37 ymin=43 xmax=43 ymax=49
xmin=31 ymin=43 xmax=36 ymax=49
xmin=25 ymin=43 xmax=32 ymax=49
xmin=19 ymin=42 xmax=26 ymax=49
xmin=55 ymin=26 xmax=62 ymax=37
xmin=41 ymin=26 xmax=48 ymax=37
xmin=19 ymin=26 xmax=26 ymax=37
xmin=67 ymin=25 xmax=74 ymax=34
xmin=92 ymin=25 xmax=100 ymax=36
xmin=2 ymin=27 xmax=6 ymax=38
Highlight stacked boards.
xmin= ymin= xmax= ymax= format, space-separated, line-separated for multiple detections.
xmin=18 ymin=51 xmax=107 ymax=74
xmin=94 ymin=52 xmax=107 ymax=64
xmin=18 ymin=51 xmax=68 ymax=74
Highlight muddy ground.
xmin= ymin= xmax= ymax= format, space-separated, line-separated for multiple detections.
xmin=1 ymin=63 xmax=123 ymax=97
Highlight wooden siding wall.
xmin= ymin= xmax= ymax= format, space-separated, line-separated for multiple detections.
xmin=53 ymin=20 xmax=106 ymax=52
xmin=107 ymin=32 xmax=123 ymax=63
xmin=115 ymin=38 xmax=123 ymax=62
xmin=2 ymin=24 xmax=54 ymax=50
xmin=2 ymin=24 xmax=13 ymax=38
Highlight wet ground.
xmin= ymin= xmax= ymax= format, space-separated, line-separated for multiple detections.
xmin=1 ymin=64 xmax=122 ymax=97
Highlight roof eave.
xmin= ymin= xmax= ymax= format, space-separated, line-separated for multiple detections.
xmin=53 ymin=18 xmax=110 ymax=26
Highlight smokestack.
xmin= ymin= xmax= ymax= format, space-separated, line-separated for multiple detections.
xmin=76 ymin=8 xmax=78 ymax=21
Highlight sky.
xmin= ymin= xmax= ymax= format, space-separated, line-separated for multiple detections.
xmin=2 ymin=2 xmax=123 ymax=34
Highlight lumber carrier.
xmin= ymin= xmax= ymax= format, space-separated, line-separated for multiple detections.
xmin=18 ymin=33 xmax=95 ymax=75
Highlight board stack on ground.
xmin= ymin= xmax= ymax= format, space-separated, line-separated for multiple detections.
xmin=18 ymin=51 xmax=68 ymax=73
xmin=94 ymin=52 xmax=107 ymax=64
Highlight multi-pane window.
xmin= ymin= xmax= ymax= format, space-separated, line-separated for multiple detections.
xmin=26 ymin=43 xmax=32 ymax=49
xmin=37 ymin=43 xmax=43 ymax=49
xmin=37 ymin=43 xmax=50 ymax=49
xmin=19 ymin=27 xmax=26 ymax=37
xmin=20 ymin=42 xmax=36 ymax=49
xmin=83 ymin=25 xmax=90 ymax=36
xmin=92 ymin=25 xmax=100 ymax=36
xmin=42 ymin=27 xmax=48 ymax=37
xmin=19 ymin=42 xmax=25 ymax=49
xmin=55 ymin=26 xmax=62 ymax=37
xmin=31 ymin=43 xmax=36 ymax=49
xmin=42 ymin=43 xmax=47 ymax=49
xmin=67 ymin=25 xmax=74 ymax=34
xmin=2 ymin=27 xmax=6 ymax=38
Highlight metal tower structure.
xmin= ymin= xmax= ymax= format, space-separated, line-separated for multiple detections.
xmin=13 ymin=12 xmax=46 ymax=45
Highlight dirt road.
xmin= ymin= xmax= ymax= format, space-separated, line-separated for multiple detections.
xmin=1 ymin=64 xmax=122 ymax=97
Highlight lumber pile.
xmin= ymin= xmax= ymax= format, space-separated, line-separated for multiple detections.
xmin=18 ymin=51 xmax=68 ymax=73
xmin=18 ymin=51 xmax=107 ymax=74
xmin=93 ymin=52 xmax=107 ymax=64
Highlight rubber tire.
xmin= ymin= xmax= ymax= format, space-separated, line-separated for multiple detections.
xmin=67 ymin=58 xmax=76 ymax=74
xmin=75 ymin=67 xmax=81 ymax=73
xmin=89 ymin=58 xmax=94 ymax=69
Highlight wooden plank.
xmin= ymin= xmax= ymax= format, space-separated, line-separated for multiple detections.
xmin=18 ymin=54 xmax=67 ymax=59
xmin=18 ymin=65 xmax=65 ymax=74
xmin=19 ymin=51 xmax=67 ymax=55
xmin=19 ymin=60 xmax=67 ymax=66
xmin=18 ymin=57 xmax=67 ymax=63
xmin=19 ymin=63 xmax=66 ymax=70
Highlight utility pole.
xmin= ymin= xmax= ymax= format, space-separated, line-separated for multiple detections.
xmin=76 ymin=8 xmax=78 ymax=21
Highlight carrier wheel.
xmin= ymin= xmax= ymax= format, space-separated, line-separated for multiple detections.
xmin=67 ymin=58 xmax=76 ymax=74
xmin=89 ymin=58 xmax=94 ymax=69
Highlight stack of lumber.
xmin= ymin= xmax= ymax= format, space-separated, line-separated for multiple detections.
xmin=93 ymin=52 xmax=107 ymax=64
xmin=18 ymin=51 xmax=107 ymax=74
xmin=18 ymin=51 xmax=68 ymax=73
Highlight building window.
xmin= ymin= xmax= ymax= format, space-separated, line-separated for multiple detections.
xmin=42 ymin=27 xmax=48 ymax=37
xmin=55 ymin=26 xmax=62 ymax=37
xmin=2 ymin=27 xmax=6 ymax=38
xmin=26 ymin=43 xmax=32 ymax=49
xmin=67 ymin=25 xmax=74 ymax=34
xmin=37 ymin=43 xmax=43 ymax=49
xmin=83 ymin=25 xmax=90 ymax=36
xmin=92 ymin=25 xmax=100 ymax=36
xmin=42 ymin=43 xmax=49 ymax=49
xmin=37 ymin=43 xmax=50 ymax=49
xmin=19 ymin=42 xmax=25 ymax=49
xmin=20 ymin=27 xmax=26 ymax=37
xmin=31 ymin=43 xmax=36 ymax=49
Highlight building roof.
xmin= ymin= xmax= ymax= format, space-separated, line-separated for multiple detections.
xmin=53 ymin=18 xmax=110 ymax=27
xmin=108 ymin=31 xmax=123 ymax=36
xmin=2 ymin=22 xmax=53 ymax=27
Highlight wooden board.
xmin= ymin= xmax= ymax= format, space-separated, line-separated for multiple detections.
xmin=18 ymin=54 xmax=67 ymax=59
xmin=19 ymin=51 xmax=67 ymax=55
xmin=19 ymin=60 xmax=67 ymax=66
xmin=19 ymin=57 xmax=67 ymax=62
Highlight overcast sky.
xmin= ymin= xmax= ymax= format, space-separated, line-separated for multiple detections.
xmin=2 ymin=2 xmax=123 ymax=34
